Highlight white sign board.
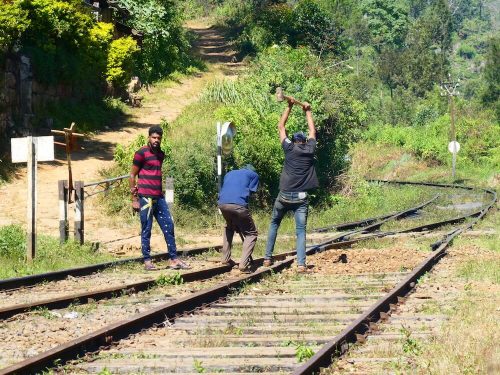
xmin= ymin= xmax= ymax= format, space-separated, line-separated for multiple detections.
xmin=448 ymin=141 xmax=460 ymax=154
xmin=11 ymin=136 xmax=55 ymax=163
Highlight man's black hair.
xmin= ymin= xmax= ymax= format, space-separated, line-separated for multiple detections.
xmin=148 ymin=125 xmax=163 ymax=136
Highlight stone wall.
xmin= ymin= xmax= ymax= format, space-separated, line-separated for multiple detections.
xmin=0 ymin=53 xmax=74 ymax=145
xmin=0 ymin=54 xmax=21 ymax=141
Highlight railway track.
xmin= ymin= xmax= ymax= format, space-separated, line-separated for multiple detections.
xmin=0 ymin=181 xmax=495 ymax=374
xmin=0 ymin=196 xmax=437 ymax=319
xmin=0 ymin=195 xmax=440 ymax=320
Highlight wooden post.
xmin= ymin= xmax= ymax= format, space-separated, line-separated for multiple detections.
xmin=26 ymin=136 xmax=37 ymax=261
xmin=58 ymin=180 xmax=69 ymax=243
xmin=74 ymin=181 xmax=84 ymax=244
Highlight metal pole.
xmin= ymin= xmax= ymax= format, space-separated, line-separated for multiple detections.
xmin=74 ymin=181 xmax=84 ymax=244
xmin=216 ymin=122 xmax=222 ymax=195
xmin=450 ymin=95 xmax=457 ymax=180
xmin=26 ymin=136 xmax=36 ymax=261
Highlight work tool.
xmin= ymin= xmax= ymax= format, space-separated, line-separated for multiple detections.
xmin=275 ymin=86 xmax=305 ymax=107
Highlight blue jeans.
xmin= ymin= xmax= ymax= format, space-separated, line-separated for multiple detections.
xmin=139 ymin=196 xmax=177 ymax=261
xmin=265 ymin=191 xmax=309 ymax=266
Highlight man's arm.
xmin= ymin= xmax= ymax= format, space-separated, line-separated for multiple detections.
xmin=278 ymin=99 xmax=294 ymax=143
xmin=302 ymin=102 xmax=316 ymax=140
xmin=130 ymin=165 xmax=140 ymax=211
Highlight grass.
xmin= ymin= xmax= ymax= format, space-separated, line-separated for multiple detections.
xmin=0 ymin=224 xmax=114 ymax=279
xmin=413 ymin=288 xmax=499 ymax=374
xmin=456 ymin=234 xmax=499 ymax=284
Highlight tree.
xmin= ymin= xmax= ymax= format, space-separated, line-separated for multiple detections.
xmin=481 ymin=36 xmax=500 ymax=120
xmin=402 ymin=0 xmax=452 ymax=96
xmin=361 ymin=0 xmax=409 ymax=51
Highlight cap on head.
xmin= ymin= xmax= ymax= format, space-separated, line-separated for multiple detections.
xmin=292 ymin=131 xmax=307 ymax=143
xmin=244 ymin=164 xmax=256 ymax=172
xmin=148 ymin=125 xmax=163 ymax=136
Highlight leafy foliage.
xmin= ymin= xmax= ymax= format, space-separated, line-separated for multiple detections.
xmin=364 ymin=107 xmax=499 ymax=168
xmin=211 ymin=46 xmax=366 ymax=202
xmin=218 ymin=0 xmax=342 ymax=55
xmin=0 ymin=1 xmax=30 ymax=50
xmin=106 ymin=36 xmax=139 ymax=88
xmin=113 ymin=0 xmax=191 ymax=82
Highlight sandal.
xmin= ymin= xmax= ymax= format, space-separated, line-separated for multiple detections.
xmin=144 ymin=260 xmax=158 ymax=271
xmin=169 ymin=260 xmax=191 ymax=270
xmin=297 ymin=265 xmax=309 ymax=273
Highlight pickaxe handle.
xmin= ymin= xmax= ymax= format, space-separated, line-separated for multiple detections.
xmin=283 ymin=94 xmax=305 ymax=107
xmin=275 ymin=87 xmax=306 ymax=107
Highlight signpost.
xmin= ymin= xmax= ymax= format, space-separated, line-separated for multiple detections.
xmin=440 ymin=76 xmax=460 ymax=180
xmin=52 ymin=122 xmax=85 ymax=203
xmin=10 ymin=136 xmax=54 ymax=261
xmin=216 ymin=121 xmax=236 ymax=194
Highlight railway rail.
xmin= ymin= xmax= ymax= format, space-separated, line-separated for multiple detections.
xmin=0 ymin=181 xmax=495 ymax=374
xmin=0 ymin=245 xmax=221 ymax=291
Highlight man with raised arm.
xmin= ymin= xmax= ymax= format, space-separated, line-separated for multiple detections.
xmin=263 ymin=99 xmax=318 ymax=273
xmin=130 ymin=125 xmax=190 ymax=271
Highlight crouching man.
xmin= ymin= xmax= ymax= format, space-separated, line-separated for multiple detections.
xmin=218 ymin=164 xmax=259 ymax=273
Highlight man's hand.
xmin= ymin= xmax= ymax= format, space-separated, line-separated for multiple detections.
xmin=302 ymin=102 xmax=311 ymax=111
xmin=132 ymin=198 xmax=140 ymax=212
xmin=287 ymin=98 xmax=294 ymax=108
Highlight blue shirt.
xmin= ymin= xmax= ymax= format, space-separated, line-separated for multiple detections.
xmin=218 ymin=169 xmax=259 ymax=207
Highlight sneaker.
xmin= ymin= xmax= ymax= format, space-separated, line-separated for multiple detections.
xmin=144 ymin=260 xmax=157 ymax=271
xmin=263 ymin=258 xmax=273 ymax=267
xmin=297 ymin=265 xmax=309 ymax=273
xmin=238 ymin=267 xmax=252 ymax=274
xmin=169 ymin=259 xmax=191 ymax=270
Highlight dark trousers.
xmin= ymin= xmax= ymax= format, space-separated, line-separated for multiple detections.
xmin=139 ymin=196 xmax=177 ymax=261
xmin=218 ymin=204 xmax=258 ymax=269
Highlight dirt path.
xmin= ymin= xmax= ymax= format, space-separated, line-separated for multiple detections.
xmin=0 ymin=24 xmax=242 ymax=252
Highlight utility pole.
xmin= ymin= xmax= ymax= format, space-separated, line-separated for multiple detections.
xmin=440 ymin=76 xmax=460 ymax=180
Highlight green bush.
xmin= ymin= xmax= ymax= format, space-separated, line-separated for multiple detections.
xmin=0 ymin=225 xmax=25 ymax=258
xmin=458 ymin=43 xmax=476 ymax=59
xmin=0 ymin=1 xmax=30 ymax=50
xmin=365 ymin=108 xmax=499 ymax=168
xmin=211 ymin=45 xmax=366 ymax=202
xmin=106 ymin=36 xmax=139 ymax=91
xmin=114 ymin=0 xmax=191 ymax=82
xmin=219 ymin=0 xmax=341 ymax=55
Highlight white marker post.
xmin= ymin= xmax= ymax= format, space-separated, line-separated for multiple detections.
xmin=165 ymin=177 xmax=174 ymax=210
xmin=448 ymin=141 xmax=460 ymax=180
xmin=11 ymin=136 xmax=54 ymax=261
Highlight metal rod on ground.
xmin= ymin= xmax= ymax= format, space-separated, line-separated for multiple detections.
xmin=74 ymin=181 xmax=84 ymax=244
xmin=58 ymin=180 xmax=69 ymax=243
xmin=26 ymin=136 xmax=36 ymax=261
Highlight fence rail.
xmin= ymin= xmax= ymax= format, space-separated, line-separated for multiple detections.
xmin=59 ymin=176 xmax=174 ymax=244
